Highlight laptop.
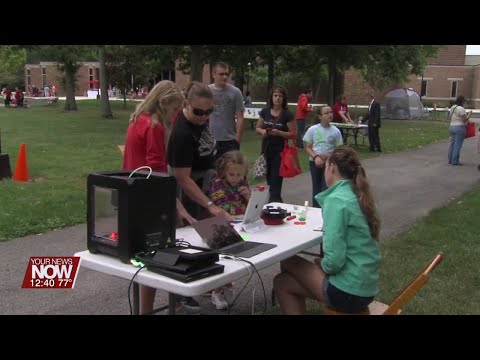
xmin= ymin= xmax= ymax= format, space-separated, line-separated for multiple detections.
xmin=239 ymin=185 xmax=270 ymax=233
xmin=191 ymin=215 xmax=276 ymax=258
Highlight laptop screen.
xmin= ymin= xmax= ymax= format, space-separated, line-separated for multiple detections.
xmin=191 ymin=215 xmax=244 ymax=250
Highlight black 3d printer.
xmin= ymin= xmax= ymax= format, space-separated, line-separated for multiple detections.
xmin=87 ymin=169 xmax=177 ymax=263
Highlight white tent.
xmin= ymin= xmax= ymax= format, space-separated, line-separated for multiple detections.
xmin=381 ymin=88 xmax=429 ymax=120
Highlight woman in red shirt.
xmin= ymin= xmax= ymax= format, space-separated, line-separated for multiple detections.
xmin=123 ymin=80 xmax=196 ymax=314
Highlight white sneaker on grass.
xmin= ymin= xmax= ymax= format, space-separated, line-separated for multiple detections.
xmin=211 ymin=291 xmax=229 ymax=310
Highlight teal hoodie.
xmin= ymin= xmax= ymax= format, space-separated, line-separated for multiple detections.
xmin=315 ymin=180 xmax=381 ymax=297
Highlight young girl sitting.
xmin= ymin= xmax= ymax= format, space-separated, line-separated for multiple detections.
xmin=209 ymin=150 xmax=251 ymax=309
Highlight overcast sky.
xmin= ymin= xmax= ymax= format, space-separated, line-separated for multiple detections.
xmin=466 ymin=45 xmax=480 ymax=55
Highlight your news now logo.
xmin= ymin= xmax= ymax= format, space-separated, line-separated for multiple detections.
xmin=22 ymin=256 xmax=81 ymax=289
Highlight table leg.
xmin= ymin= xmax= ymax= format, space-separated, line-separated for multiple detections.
xmin=342 ymin=129 xmax=348 ymax=144
xmin=168 ymin=293 xmax=176 ymax=315
xmin=344 ymin=128 xmax=351 ymax=145
xmin=353 ymin=129 xmax=359 ymax=146
xmin=133 ymin=282 xmax=140 ymax=315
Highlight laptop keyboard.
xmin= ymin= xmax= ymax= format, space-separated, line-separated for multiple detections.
xmin=223 ymin=241 xmax=259 ymax=255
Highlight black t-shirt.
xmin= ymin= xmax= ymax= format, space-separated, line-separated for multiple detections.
xmin=167 ymin=111 xmax=217 ymax=171
xmin=259 ymin=107 xmax=294 ymax=153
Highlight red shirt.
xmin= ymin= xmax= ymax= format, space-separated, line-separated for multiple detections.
xmin=332 ymin=102 xmax=349 ymax=122
xmin=295 ymin=94 xmax=312 ymax=120
xmin=122 ymin=113 xmax=167 ymax=172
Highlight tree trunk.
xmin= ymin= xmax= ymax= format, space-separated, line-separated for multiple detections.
xmin=190 ymin=46 xmax=203 ymax=82
xmin=209 ymin=61 xmax=215 ymax=83
xmin=99 ymin=46 xmax=113 ymax=119
xmin=327 ymin=56 xmax=335 ymax=106
xmin=234 ymin=66 xmax=245 ymax=94
xmin=267 ymin=54 xmax=274 ymax=99
xmin=64 ymin=63 xmax=78 ymax=111
xmin=315 ymin=82 xmax=322 ymax=103
xmin=334 ymin=69 xmax=344 ymax=103
xmin=123 ymin=88 xmax=127 ymax=109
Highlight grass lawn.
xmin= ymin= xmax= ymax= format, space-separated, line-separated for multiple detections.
xmin=376 ymin=186 xmax=480 ymax=315
xmin=0 ymin=101 xmax=131 ymax=241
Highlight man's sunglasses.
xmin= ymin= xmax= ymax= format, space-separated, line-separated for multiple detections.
xmin=192 ymin=107 xmax=214 ymax=116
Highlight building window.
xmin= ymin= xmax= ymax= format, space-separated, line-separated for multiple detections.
xmin=27 ymin=69 xmax=31 ymax=86
xmin=89 ymin=68 xmax=94 ymax=89
xmin=421 ymin=80 xmax=428 ymax=97
xmin=451 ymin=81 xmax=458 ymax=98
xmin=42 ymin=67 xmax=47 ymax=88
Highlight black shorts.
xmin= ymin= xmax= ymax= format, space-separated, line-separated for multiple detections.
xmin=322 ymin=277 xmax=374 ymax=313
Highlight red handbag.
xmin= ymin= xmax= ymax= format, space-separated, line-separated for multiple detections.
xmin=279 ymin=139 xmax=302 ymax=178
xmin=466 ymin=122 xmax=475 ymax=139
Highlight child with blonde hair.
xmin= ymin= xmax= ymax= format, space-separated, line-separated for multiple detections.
xmin=209 ymin=150 xmax=251 ymax=309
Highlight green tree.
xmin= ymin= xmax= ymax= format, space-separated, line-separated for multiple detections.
xmin=104 ymin=45 xmax=178 ymax=109
xmin=309 ymin=45 xmax=441 ymax=104
xmin=105 ymin=45 xmax=145 ymax=109
xmin=0 ymin=46 xmax=26 ymax=88
xmin=176 ymin=45 xmax=258 ymax=87
xmin=354 ymin=45 xmax=441 ymax=89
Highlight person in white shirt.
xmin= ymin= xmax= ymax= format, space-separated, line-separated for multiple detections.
xmin=303 ymin=105 xmax=343 ymax=207
xmin=448 ymin=95 xmax=471 ymax=166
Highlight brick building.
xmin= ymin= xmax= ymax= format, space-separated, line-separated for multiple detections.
xmin=344 ymin=45 xmax=480 ymax=108
xmin=24 ymin=60 xmax=210 ymax=97
xmin=25 ymin=62 xmax=100 ymax=97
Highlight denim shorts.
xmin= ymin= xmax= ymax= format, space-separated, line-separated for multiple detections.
xmin=322 ymin=276 xmax=374 ymax=313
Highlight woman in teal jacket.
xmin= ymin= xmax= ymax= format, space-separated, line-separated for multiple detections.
xmin=273 ymin=146 xmax=381 ymax=314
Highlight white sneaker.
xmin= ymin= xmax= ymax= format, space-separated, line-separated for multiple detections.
xmin=211 ymin=291 xmax=229 ymax=310
xmin=223 ymin=286 xmax=235 ymax=304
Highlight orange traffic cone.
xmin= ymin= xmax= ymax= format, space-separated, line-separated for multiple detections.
xmin=13 ymin=143 xmax=29 ymax=182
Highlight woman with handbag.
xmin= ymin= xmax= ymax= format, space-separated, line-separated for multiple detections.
xmin=255 ymin=85 xmax=296 ymax=203
xmin=448 ymin=95 xmax=472 ymax=166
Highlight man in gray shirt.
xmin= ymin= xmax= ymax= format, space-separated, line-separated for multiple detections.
xmin=208 ymin=62 xmax=246 ymax=158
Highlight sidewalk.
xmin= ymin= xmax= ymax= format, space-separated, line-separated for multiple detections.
xmin=1 ymin=137 xmax=479 ymax=314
